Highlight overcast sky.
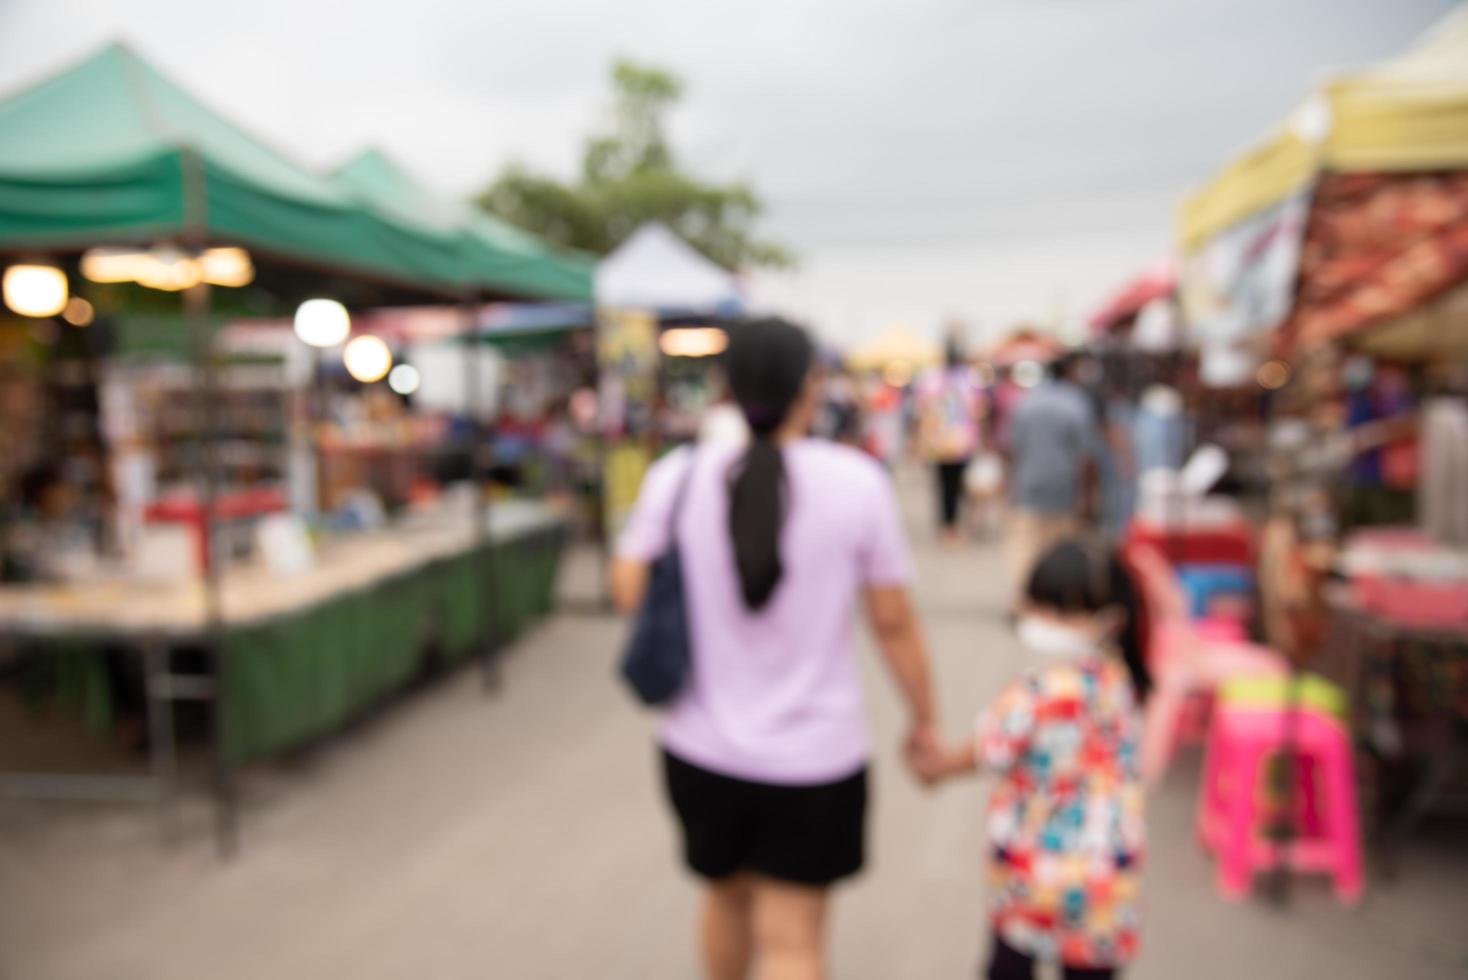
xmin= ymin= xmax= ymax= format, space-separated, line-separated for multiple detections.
xmin=0 ymin=0 xmax=1456 ymax=344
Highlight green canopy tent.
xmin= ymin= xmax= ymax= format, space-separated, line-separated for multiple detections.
xmin=331 ymin=149 xmax=595 ymax=303
xmin=1 ymin=43 xmax=479 ymax=297
xmin=0 ymin=44 xmax=590 ymax=853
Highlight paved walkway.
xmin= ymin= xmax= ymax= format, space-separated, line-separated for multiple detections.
xmin=2 ymin=470 xmax=1465 ymax=978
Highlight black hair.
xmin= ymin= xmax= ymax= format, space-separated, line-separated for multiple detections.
xmin=723 ymin=317 xmax=814 ymax=610
xmin=1025 ymin=538 xmax=1152 ymax=701
xmin=1050 ymin=352 xmax=1080 ymax=382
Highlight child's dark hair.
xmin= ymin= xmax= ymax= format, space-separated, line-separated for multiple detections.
xmin=1025 ymin=538 xmax=1152 ymax=701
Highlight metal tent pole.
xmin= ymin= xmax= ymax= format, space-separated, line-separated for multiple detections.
xmin=185 ymin=278 xmax=235 ymax=857
xmin=178 ymin=138 xmax=235 ymax=857
xmin=462 ymin=302 xmax=501 ymax=692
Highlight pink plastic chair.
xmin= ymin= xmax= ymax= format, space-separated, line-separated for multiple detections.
xmin=1126 ymin=544 xmax=1287 ymax=785
xmin=1196 ymin=692 xmax=1364 ymax=904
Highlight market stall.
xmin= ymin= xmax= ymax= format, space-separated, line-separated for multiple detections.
xmin=0 ymin=44 xmax=591 ymax=850
xmin=594 ymin=222 xmax=743 ymax=534
xmin=1172 ymin=5 xmax=1468 ymax=886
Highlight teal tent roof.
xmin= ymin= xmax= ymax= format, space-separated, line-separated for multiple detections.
xmin=0 ymin=43 xmax=590 ymax=301
xmin=331 ymin=149 xmax=594 ymax=302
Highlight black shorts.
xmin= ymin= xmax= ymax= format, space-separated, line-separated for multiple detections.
xmin=662 ymin=750 xmax=868 ymax=887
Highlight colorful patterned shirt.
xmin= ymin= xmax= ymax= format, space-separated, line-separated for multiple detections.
xmin=976 ymin=655 xmax=1145 ymax=968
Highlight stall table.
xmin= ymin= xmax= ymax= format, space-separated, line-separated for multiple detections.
xmin=1316 ymin=536 xmax=1468 ymax=871
xmin=0 ymin=501 xmax=565 ymax=837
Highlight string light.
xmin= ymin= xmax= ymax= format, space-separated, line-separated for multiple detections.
xmin=388 ymin=363 xmax=421 ymax=395
xmin=343 ymin=334 xmax=393 ymax=383
xmin=294 ymin=299 xmax=351 ymax=348
xmin=3 ymin=264 xmax=68 ymax=318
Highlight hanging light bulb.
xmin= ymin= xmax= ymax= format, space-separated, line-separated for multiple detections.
xmin=658 ymin=326 xmax=729 ymax=358
xmin=81 ymin=247 xmax=152 ymax=284
xmin=200 ymin=247 xmax=254 ymax=288
xmin=388 ymin=363 xmax=421 ymax=395
xmin=343 ymin=334 xmax=393 ymax=383
xmin=294 ymin=298 xmax=351 ymax=348
xmin=3 ymin=264 xmax=69 ymax=318
xmin=136 ymin=245 xmax=202 ymax=292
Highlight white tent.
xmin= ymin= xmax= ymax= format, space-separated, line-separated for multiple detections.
xmin=594 ymin=222 xmax=743 ymax=316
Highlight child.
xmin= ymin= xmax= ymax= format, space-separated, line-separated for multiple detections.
xmin=918 ymin=539 xmax=1150 ymax=979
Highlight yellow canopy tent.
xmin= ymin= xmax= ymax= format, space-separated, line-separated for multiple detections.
xmin=846 ymin=325 xmax=941 ymax=374
xmin=1180 ymin=4 xmax=1468 ymax=252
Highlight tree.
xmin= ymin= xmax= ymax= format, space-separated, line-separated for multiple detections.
xmin=475 ymin=60 xmax=792 ymax=271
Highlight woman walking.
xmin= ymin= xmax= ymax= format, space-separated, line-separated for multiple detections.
xmin=917 ymin=341 xmax=985 ymax=546
xmin=612 ymin=318 xmax=940 ymax=980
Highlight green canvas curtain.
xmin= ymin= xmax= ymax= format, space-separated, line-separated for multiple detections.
xmin=0 ymin=44 xmax=593 ymax=302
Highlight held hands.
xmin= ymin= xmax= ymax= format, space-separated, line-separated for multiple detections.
xmin=904 ymin=723 xmax=966 ymax=787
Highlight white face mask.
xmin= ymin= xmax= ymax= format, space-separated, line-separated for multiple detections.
xmin=1016 ymin=615 xmax=1097 ymax=660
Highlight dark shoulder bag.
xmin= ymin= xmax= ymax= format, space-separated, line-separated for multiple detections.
xmin=618 ymin=449 xmax=697 ymax=706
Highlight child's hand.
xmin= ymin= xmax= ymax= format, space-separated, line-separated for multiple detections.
xmin=903 ymin=723 xmax=947 ymax=787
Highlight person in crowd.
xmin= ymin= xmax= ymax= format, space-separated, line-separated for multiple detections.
xmin=3 ymin=463 xmax=86 ymax=581
xmin=861 ymin=373 xmax=905 ymax=467
xmin=1340 ymin=357 xmax=1418 ymax=528
xmin=1419 ymin=362 xmax=1468 ymax=546
xmin=814 ymin=368 xmax=863 ymax=448
xmin=610 ymin=317 xmax=940 ymax=980
xmin=917 ymin=341 xmax=985 ymax=546
xmin=700 ymin=384 xmax=751 ymax=448
xmin=1005 ymin=354 xmax=1102 ymax=612
xmin=914 ymin=539 xmax=1149 ymax=980
xmin=963 ymin=443 xmax=1005 ymax=539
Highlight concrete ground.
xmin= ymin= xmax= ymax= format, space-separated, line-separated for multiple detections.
xmin=2 ymin=468 xmax=1466 ymax=979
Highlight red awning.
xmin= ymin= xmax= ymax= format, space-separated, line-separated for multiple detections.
xmin=1088 ymin=259 xmax=1177 ymax=336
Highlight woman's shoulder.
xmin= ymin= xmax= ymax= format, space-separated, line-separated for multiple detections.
xmin=790 ymin=439 xmax=887 ymax=480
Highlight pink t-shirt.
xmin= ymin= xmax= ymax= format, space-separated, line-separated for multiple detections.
xmin=617 ymin=439 xmax=913 ymax=785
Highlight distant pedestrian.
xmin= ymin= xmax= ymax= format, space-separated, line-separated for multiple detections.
xmin=1004 ymin=354 xmax=1101 ymax=611
xmin=917 ymin=342 xmax=985 ymax=546
xmin=913 ymin=539 xmax=1149 ymax=979
xmin=611 ymin=317 xmax=941 ymax=980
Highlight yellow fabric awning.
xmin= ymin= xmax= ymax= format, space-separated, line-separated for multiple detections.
xmin=1179 ymin=130 xmax=1318 ymax=251
xmin=1181 ymin=5 xmax=1468 ymax=251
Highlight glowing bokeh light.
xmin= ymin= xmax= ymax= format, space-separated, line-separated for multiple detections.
xmin=294 ymin=298 xmax=352 ymax=348
xmin=62 ymin=297 xmax=95 ymax=327
xmin=388 ymin=363 xmax=421 ymax=396
xmin=658 ymin=326 xmax=729 ymax=359
xmin=3 ymin=264 xmax=68 ymax=318
xmin=1257 ymin=360 xmax=1291 ymax=390
xmin=343 ymin=334 xmax=393 ymax=383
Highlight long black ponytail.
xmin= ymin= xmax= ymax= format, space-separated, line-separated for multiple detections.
xmin=724 ymin=318 xmax=814 ymax=610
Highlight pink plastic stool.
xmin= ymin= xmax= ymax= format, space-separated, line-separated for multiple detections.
xmin=1196 ymin=697 xmax=1363 ymax=904
xmin=1139 ymin=621 xmax=1287 ymax=784
xmin=1196 ymin=616 xmax=1248 ymax=644
xmin=1128 ymin=543 xmax=1290 ymax=784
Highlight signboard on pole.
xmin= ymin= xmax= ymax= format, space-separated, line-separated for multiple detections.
xmin=597 ymin=308 xmax=658 ymax=539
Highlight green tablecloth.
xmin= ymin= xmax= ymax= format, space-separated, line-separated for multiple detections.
xmin=221 ymin=522 xmax=563 ymax=763
xmin=9 ymin=520 xmax=565 ymax=765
